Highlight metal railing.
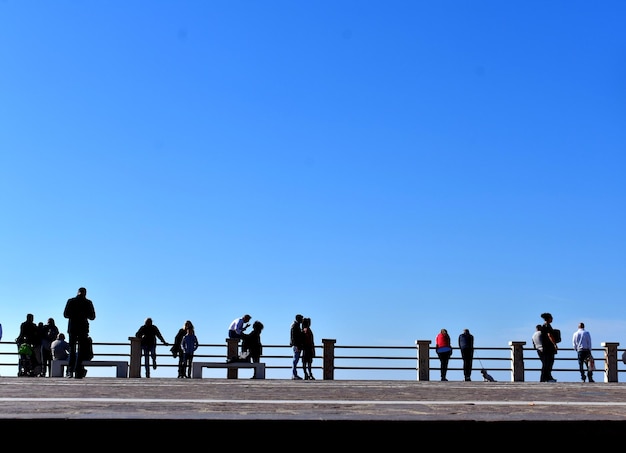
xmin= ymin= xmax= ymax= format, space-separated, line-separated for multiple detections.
xmin=1 ymin=339 xmax=624 ymax=382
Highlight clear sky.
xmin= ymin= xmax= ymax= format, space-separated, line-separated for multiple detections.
xmin=1 ymin=1 xmax=625 ymax=381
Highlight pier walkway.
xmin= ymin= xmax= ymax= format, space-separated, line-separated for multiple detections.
xmin=1 ymin=377 xmax=626 ymax=445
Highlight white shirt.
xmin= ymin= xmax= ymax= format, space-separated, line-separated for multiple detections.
xmin=572 ymin=328 xmax=592 ymax=351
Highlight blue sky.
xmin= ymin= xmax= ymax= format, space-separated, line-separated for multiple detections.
xmin=1 ymin=1 xmax=625 ymax=381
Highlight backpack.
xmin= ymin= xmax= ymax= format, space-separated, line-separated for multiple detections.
xmin=552 ymin=329 xmax=562 ymax=344
xmin=18 ymin=343 xmax=33 ymax=356
xmin=84 ymin=336 xmax=94 ymax=361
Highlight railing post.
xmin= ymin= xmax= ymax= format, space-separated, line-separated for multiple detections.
xmin=416 ymin=340 xmax=431 ymax=381
xmin=226 ymin=338 xmax=240 ymax=379
xmin=509 ymin=341 xmax=526 ymax=382
xmin=601 ymin=342 xmax=619 ymax=383
xmin=128 ymin=336 xmax=141 ymax=378
xmin=322 ymin=338 xmax=336 ymax=380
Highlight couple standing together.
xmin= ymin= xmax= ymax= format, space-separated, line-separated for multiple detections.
xmin=290 ymin=314 xmax=315 ymax=380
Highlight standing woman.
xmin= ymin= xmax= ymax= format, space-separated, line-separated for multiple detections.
xmin=241 ymin=320 xmax=264 ymax=379
xmin=172 ymin=320 xmax=194 ymax=378
xmin=301 ymin=317 xmax=316 ymax=380
xmin=539 ymin=312 xmax=558 ymax=382
xmin=180 ymin=325 xmax=198 ymax=378
xmin=435 ymin=328 xmax=453 ymax=381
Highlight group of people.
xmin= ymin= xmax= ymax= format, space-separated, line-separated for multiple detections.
xmin=434 ymin=328 xmax=474 ymax=382
xmin=434 ymin=312 xmax=595 ymax=383
xmin=14 ymin=287 xmax=597 ymax=383
xmin=228 ymin=314 xmax=264 ymax=378
xmin=290 ymin=313 xmax=316 ymax=380
xmin=16 ymin=287 xmax=93 ymax=378
xmin=532 ymin=313 xmax=595 ymax=383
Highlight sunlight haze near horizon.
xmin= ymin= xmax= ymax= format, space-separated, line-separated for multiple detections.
xmin=1 ymin=1 xmax=625 ymax=381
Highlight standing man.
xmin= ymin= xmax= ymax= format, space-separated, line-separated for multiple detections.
xmin=572 ymin=322 xmax=594 ymax=383
xmin=64 ymin=287 xmax=96 ymax=379
xmin=539 ymin=312 xmax=558 ymax=383
xmin=290 ymin=314 xmax=304 ymax=380
xmin=458 ymin=328 xmax=474 ymax=381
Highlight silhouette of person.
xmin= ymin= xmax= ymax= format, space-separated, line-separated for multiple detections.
xmin=40 ymin=318 xmax=59 ymax=377
xmin=63 ymin=287 xmax=96 ymax=379
xmin=539 ymin=312 xmax=558 ymax=382
xmin=435 ymin=328 xmax=452 ymax=381
xmin=17 ymin=314 xmax=41 ymax=376
xmin=290 ymin=314 xmax=304 ymax=380
xmin=173 ymin=320 xmax=194 ymax=378
xmin=181 ymin=325 xmax=198 ymax=378
xmin=458 ymin=328 xmax=474 ymax=381
xmin=301 ymin=317 xmax=316 ymax=380
xmin=135 ymin=317 xmax=169 ymax=378
xmin=572 ymin=322 xmax=594 ymax=383
xmin=242 ymin=320 xmax=264 ymax=379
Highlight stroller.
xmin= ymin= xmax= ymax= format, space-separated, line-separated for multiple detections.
xmin=17 ymin=342 xmax=36 ymax=377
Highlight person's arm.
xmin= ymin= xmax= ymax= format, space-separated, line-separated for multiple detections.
xmin=156 ymin=328 xmax=168 ymax=344
xmin=547 ymin=331 xmax=558 ymax=349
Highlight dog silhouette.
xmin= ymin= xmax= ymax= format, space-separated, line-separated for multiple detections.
xmin=481 ymin=369 xmax=496 ymax=382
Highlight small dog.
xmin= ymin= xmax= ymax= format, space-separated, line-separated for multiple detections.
xmin=481 ymin=369 xmax=496 ymax=382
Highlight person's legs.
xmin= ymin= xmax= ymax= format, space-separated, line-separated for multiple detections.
xmin=537 ymin=350 xmax=546 ymax=381
xmin=187 ymin=355 xmax=193 ymax=378
xmin=584 ymin=351 xmax=594 ymax=382
xmin=178 ymin=355 xmax=185 ymax=378
xmin=307 ymin=359 xmax=314 ymax=379
xmin=461 ymin=350 xmax=472 ymax=380
xmin=544 ymin=352 xmax=556 ymax=381
xmin=75 ymin=334 xmax=87 ymax=378
xmin=292 ymin=347 xmax=302 ymax=378
xmin=577 ymin=351 xmax=586 ymax=381
xmin=251 ymin=356 xmax=260 ymax=379
xmin=302 ymin=354 xmax=309 ymax=379
xmin=150 ymin=345 xmax=157 ymax=369
xmin=142 ymin=346 xmax=150 ymax=377
xmin=67 ymin=334 xmax=77 ymax=377
xmin=438 ymin=352 xmax=449 ymax=380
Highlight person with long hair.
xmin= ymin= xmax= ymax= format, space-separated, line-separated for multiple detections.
xmin=435 ymin=328 xmax=452 ymax=381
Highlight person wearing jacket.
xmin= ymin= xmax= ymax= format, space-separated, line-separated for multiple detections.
xmin=458 ymin=328 xmax=474 ymax=381
xmin=436 ymin=328 xmax=452 ymax=381
xmin=63 ymin=288 xmax=96 ymax=379
xmin=135 ymin=317 xmax=169 ymax=378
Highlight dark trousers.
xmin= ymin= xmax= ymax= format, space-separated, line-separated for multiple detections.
xmin=540 ymin=351 xmax=556 ymax=382
xmin=437 ymin=351 xmax=452 ymax=379
xmin=577 ymin=349 xmax=593 ymax=380
xmin=182 ymin=354 xmax=194 ymax=378
xmin=460 ymin=349 xmax=473 ymax=379
xmin=68 ymin=331 xmax=88 ymax=377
